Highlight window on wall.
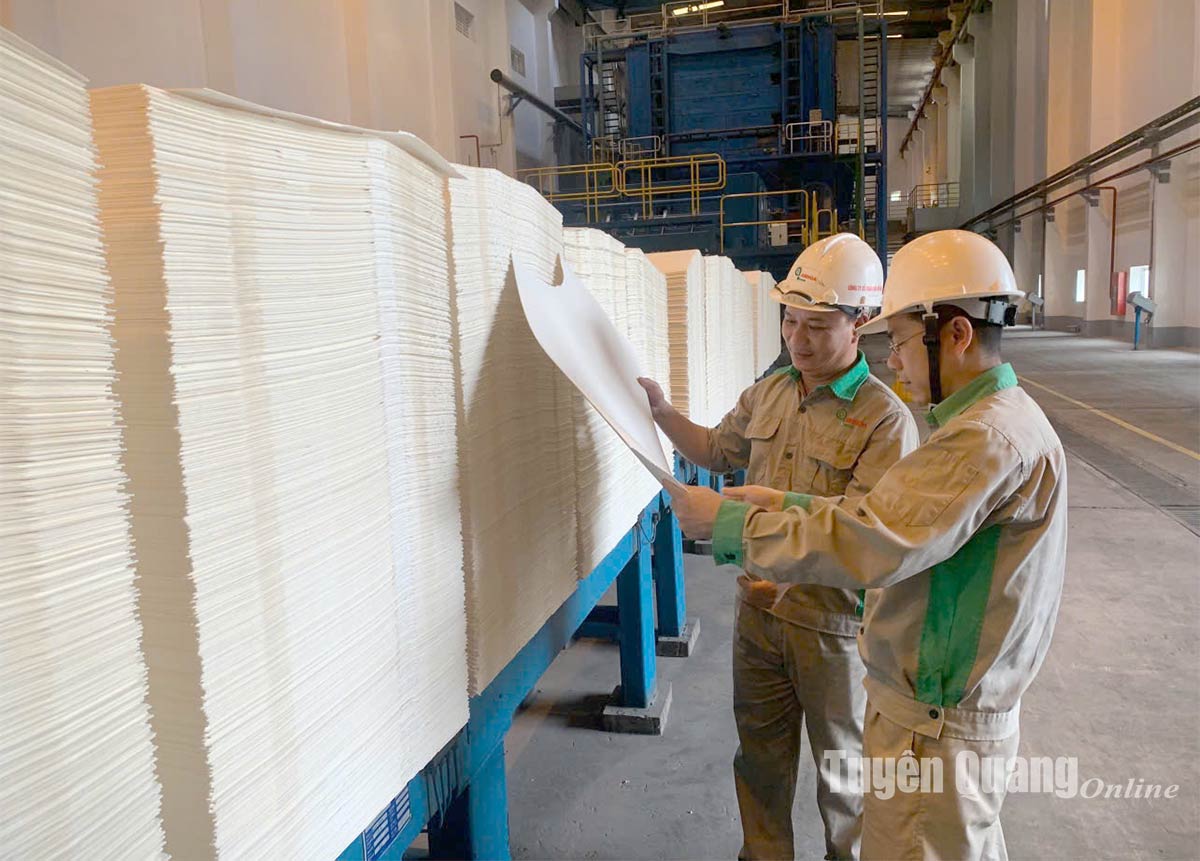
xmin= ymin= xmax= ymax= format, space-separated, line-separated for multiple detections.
xmin=1075 ymin=269 xmax=1086 ymax=303
xmin=1129 ymin=264 xmax=1150 ymax=298
xmin=454 ymin=3 xmax=474 ymax=39
xmin=889 ymin=190 xmax=902 ymax=201
xmin=510 ymin=46 xmax=526 ymax=78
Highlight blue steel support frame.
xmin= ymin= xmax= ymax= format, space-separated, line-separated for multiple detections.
xmin=338 ymin=498 xmax=665 ymax=861
xmin=653 ymin=492 xmax=686 ymax=639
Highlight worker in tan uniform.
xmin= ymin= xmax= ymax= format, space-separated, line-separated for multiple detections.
xmin=668 ymin=230 xmax=1068 ymax=861
xmin=639 ymin=234 xmax=918 ymax=861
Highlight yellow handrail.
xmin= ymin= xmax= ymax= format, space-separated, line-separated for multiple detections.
xmin=615 ymin=153 xmax=727 ymax=217
xmin=719 ymin=188 xmax=810 ymax=253
xmin=516 ymin=162 xmax=620 ymax=222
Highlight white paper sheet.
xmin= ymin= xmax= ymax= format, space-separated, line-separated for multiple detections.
xmin=513 ymin=255 xmax=686 ymax=494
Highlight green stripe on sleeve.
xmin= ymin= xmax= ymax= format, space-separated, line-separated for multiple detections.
xmin=712 ymin=500 xmax=750 ymax=567
xmin=782 ymin=492 xmax=812 ymax=510
xmin=914 ymin=525 xmax=1003 ymax=707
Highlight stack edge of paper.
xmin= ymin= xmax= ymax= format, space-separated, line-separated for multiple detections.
xmin=0 ymin=30 xmax=166 ymax=860
xmin=702 ymin=255 xmax=744 ymax=424
xmin=449 ymin=165 xmax=579 ymax=694
xmin=565 ymin=228 xmax=662 ymax=577
xmin=744 ymin=270 xmax=781 ymax=375
xmin=648 ymin=249 xmax=706 ymax=423
xmin=90 ymin=83 xmax=468 ymax=859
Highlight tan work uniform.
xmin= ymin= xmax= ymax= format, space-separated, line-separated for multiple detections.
xmin=706 ymin=352 xmax=918 ymax=861
xmin=713 ymin=364 xmax=1068 ymax=861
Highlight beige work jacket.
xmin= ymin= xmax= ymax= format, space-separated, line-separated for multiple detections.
xmin=713 ymin=364 xmax=1068 ymax=739
xmin=706 ymin=351 xmax=918 ymax=636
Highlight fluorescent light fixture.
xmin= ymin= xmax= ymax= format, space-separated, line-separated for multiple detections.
xmin=672 ymin=0 xmax=724 ymax=15
xmin=886 ymin=33 xmax=903 ymax=38
xmin=882 ymin=10 xmax=909 ymax=16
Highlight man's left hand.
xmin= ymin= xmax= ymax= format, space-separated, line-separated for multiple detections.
xmin=668 ymin=484 xmax=725 ymax=539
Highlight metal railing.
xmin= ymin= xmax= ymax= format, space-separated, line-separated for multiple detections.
xmin=784 ymin=120 xmax=833 ymax=155
xmin=719 ymin=188 xmax=810 ymax=253
xmin=590 ymin=135 xmax=620 ymax=164
xmin=616 ymin=153 xmax=727 ymax=217
xmin=516 ymin=162 xmax=621 ymax=222
xmin=908 ymin=182 xmax=960 ymax=210
xmin=619 ymin=135 xmax=664 ymax=158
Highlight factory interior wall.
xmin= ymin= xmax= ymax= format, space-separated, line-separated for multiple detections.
xmin=899 ymin=0 xmax=1200 ymax=344
xmin=0 ymin=0 xmax=568 ymax=173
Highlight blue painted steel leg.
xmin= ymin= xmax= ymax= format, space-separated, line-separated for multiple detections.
xmin=1133 ymin=306 xmax=1143 ymax=350
xmin=429 ymin=742 xmax=509 ymax=861
xmin=653 ymin=493 xmax=686 ymax=639
xmin=617 ymin=508 xmax=656 ymax=708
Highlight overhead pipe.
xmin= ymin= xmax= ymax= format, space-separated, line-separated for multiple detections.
xmin=899 ymin=0 xmax=982 ymax=156
xmin=981 ymin=138 xmax=1199 ymax=231
xmin=490 ymin=68 xmax=585 ymax=136
xmin=963 ymin=96 xmax=1200 ymax=230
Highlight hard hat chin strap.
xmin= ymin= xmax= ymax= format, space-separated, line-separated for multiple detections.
xmin=922 ymin=310 xmax=943 ymax=405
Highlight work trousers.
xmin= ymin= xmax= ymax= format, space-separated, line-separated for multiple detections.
xmin=860 ymin=704 xmax=1020 ymax=861
xmin=733 ymin=601 xmax=867 ymax=861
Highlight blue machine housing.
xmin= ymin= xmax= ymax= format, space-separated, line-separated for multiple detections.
xmin=561 ymin=16 xmax=886 ymax=280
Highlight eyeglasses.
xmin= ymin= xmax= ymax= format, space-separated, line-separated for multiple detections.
xmin=887 ymin=331 xmax=923 ymax=354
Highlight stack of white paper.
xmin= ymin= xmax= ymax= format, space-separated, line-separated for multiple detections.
xmin=564 ymin=228 xmax=662 ymax=577
xmin=730 ymin=265 xmax=756 ymax=397
xmin=448 ymin=165 xmax=579 ymax=693
xmin=90 ymin=84 xmax=468 ymax=859
xmin=702 ymin=255 xmax=744 ymax=424
xmin=0 ymin=30 xmax=166 ymax=860
xmin=648 ymin=250 xmax=706 ymax=423
xmin=624 ymin=246 xmax=673 ymax=473
xmin=624 ymin=248 xmax=671 ymax=398
xmin=745 ymin=270 xmax=781 ymax=376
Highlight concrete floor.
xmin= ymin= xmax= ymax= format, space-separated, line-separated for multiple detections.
xmin=502 ymin=331 xmax=1200 ymax=860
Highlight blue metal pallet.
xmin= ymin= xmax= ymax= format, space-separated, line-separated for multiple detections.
xmin=337 ymin=492 xmax=684 ymax=861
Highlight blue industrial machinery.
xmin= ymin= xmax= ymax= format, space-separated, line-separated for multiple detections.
xmin=538 ymin=1 xmax=888 ymax=279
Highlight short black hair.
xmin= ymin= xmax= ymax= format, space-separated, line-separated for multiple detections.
xmin=934 ymin=305 xmax=1002 ymax=355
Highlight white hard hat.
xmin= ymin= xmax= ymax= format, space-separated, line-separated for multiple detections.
xmin=859 ymin=229 xmax=1024 ymax=334
xmin=770 ymin=233 xmax=884 ymax=313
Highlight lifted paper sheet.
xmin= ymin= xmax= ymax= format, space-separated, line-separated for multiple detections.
xmin=513 ymin=256 xmax=686 ymax=495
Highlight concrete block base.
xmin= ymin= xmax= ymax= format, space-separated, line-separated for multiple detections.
xmin=656 ymin=619 xmax=700 ymax=658
xmin=601 ymin=683 xmax=673 ymax=735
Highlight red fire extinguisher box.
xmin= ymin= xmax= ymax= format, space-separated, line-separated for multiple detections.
xmin=1112 ymin=270 xmax=1128 ymax=316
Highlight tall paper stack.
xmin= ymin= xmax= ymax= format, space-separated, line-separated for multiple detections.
xmin=0 ymin=30 xmax=165 ymax=859
xmin=731 ymin=267 xmax=756 ymax=395
xmin=744 ymin=270 xmax=781 ymax=376
xmin=649 ymin=250 xmax=706 ymax=422
xmin=89 ymin=84 xmax=468 ymax=859
xmin=625 ymin=247 xmax=673 ymax=469
xmin=448 ymin=165 xmax=579 ymax=694
xmin=564 ymin=228 xmax=662 ymax=577
xmin=625 ymin=248 xmax=671 ymax=394
xmin=702 ymin=255 xmax=743 ymax=424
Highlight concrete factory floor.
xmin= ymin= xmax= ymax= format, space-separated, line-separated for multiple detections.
xmin=500 ymin=330 xmax=1200 ymax=860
